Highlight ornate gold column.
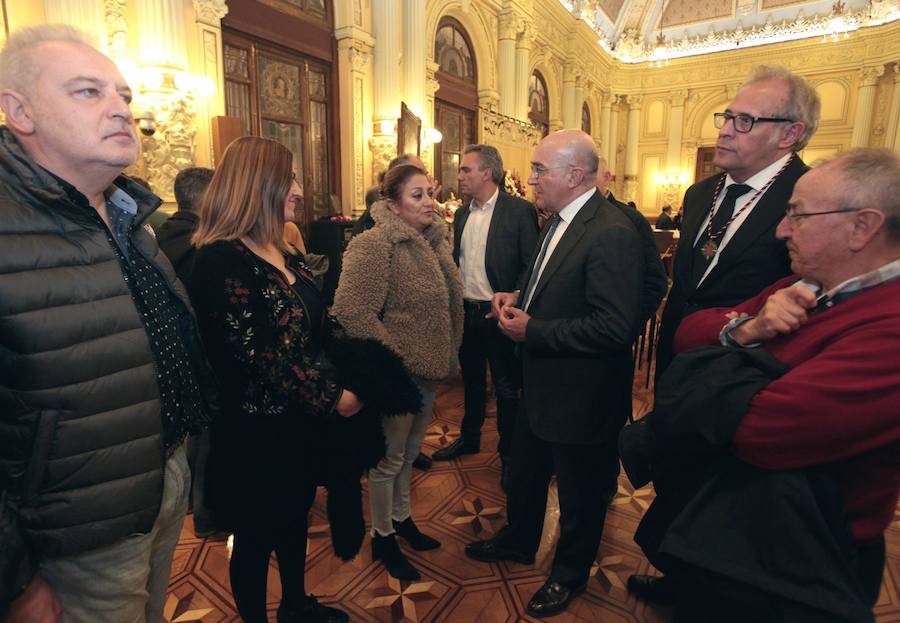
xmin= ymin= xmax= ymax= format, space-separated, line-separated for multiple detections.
xmin=574 ymin=75 xmax=586 ymax=130
xmin=514 ymin=22 xmax=532 ymax=121
xmin=666 ymin=90 xmax=687 ymax=173
xmin=850 ymin=66 xmax=885 ymax=148
xmin=562 ymin=63 xmax=576 ymax=129
xmin=192 ymin=0 xmax=228 ymax=167
xmin=370 ymin=0 xmax=401 ymax=177
xmin=624 ymin=94 xmax=642 ymax=202
xmin=885 ymin=63 xmax=900 ymax=153
xmin=497 ymin=10 xmax=517 ymax=118
xmin=422 ymin=60 xmax=440 ymax=176
xmin=44 ymin=0 xmax=106 ymax=46
xmin=336 ymin=28 xmax=374 ymax=216
xmin=608 ymin=96 xmax=620 ymax=176
xmin=117 ymin=0 xmax=197 ymax=198
xmin=599 ymin=91 xmax=611 ymax=163
xmin=402 ymin=0 xmax=425 ymax=120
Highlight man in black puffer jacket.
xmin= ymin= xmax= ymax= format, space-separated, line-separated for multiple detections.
xmin=0 ymin=24 xmax=214 ymax=623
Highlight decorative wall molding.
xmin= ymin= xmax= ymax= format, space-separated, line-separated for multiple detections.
xmin=193 ymin=0 xmax=228 ymax=26
xmin=104 ymin=0 xmax=129 ymax=59
xmin=138 ymin=94 xmax=198 ymax=199
xmin=369 ymin=134 xmax=396 ymax=181
xmin=480 ymin=105 xmax=543 ymax=147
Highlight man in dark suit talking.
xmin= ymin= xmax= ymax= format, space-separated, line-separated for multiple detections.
xmin=464 ymin=130 xmax=644 ymax=617
xmin=432 ymin=145 xmax=538 ymax=488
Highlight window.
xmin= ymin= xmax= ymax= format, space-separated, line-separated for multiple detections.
xmin=529 ymin=71 xmax=549 ymax=137
xmin=434 ymin=17 xmax=478 ymax=201
xmin=582 ymin=102 xmax=591 ymax=135
xmin=435 ymin=19 xmax=476 ymax=83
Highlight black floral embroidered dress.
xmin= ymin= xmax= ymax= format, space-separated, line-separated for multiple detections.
xmin=188 ymin=240 xmax=341 ymax=529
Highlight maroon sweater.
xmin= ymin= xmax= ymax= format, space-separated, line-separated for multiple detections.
xmin=674 ymin=275 xmax=900 ymax=541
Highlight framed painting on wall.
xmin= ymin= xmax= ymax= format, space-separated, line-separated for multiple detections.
xmin=398 ymin=102 xmax=421 ymax=158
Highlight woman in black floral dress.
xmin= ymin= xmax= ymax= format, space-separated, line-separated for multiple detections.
xmin=188 ymin=137 xmax=361 ymax=623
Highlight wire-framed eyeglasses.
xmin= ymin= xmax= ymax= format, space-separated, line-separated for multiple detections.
xmin=714 ymin=111 xmax=794 ymax=133
xmin=529 ymin=164 xmax=570 ymax=178
xmin=784 ymin=206 xmax=859 ymax=222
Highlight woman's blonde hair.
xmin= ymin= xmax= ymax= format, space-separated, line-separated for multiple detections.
xmin=193 ymin=136 xmax=294 ymax=251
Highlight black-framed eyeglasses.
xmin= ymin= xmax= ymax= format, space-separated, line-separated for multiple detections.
xmin=784 ymin=207 xmax=859 ymax=222
xmin=714 ymin=111 xmax=793 ymax=133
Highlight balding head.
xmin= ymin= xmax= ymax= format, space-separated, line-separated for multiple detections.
xmin=776 ymin=148 xmax=900 ymax=289
xmin=527 ymin=130 xmax=599 ymax=212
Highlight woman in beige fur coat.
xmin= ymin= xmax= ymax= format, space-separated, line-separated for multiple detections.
xmin=332 ymin=163 xmax=464 ymax=581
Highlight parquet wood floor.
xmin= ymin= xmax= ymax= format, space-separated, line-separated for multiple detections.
xmin=165 ymin=374 xmax=900 ymax=622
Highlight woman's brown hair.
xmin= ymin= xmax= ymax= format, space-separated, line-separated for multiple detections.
xmin=192 ymin=136 xmax=294 ymax=251
xmin=380 ymin=162 xmax=426 ymax=204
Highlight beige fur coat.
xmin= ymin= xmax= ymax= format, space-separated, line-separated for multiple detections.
xmin=333 ymin=201 xmax=464 ymax=382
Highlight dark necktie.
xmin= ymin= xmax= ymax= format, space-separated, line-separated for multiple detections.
xmin=520 ymin=214 xmax=561 ymax=310
xmin=692 ymin=183 xmax=752 ymax=285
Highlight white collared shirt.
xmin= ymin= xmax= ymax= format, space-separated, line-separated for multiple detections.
xmin=694 ymin=152 xmax=792 ymax=285
xmin=460 ymin=187 xmax=500 ymax=301
xmin=523 ymin=187 xmax=596 ymax=311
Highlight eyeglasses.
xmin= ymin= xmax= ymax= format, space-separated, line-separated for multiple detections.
xmin=714 ymin=111 xmax=793 ymax=133
xmin=784 ymin=207 xmax=859 ymax=222
xmin=529 ymin=164 xmax=570 ymax=178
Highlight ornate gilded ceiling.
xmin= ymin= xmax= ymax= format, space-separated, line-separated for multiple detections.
xmin=562 ymin=0 xmax=900 ymax=62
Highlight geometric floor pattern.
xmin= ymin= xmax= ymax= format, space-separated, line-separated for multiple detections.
xmin=167 ymin=375 xmax=900 ymax=622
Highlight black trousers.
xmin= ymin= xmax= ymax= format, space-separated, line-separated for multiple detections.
xmin=229 ymin=478 xmax=318 ymax=623
xmin=503 ymin=408 xmax=619 ymax=586
xmin=458 ymin=300 xmax=521 ymax=458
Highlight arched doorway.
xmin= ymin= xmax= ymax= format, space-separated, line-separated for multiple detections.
xmin=529 ymin=71 xmax=550 ymax=137
xmin=433 ymin=17 xmax=477 ymax=201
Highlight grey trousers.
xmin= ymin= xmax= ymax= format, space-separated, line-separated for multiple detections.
xmin=368 ymin=378 xmax=436 ymax=536
xmin=41 ymin=445 xmax=190 ymax=623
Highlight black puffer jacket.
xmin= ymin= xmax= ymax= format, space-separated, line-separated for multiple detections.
xmin=0 ymin=126 xmax=211 ymax=606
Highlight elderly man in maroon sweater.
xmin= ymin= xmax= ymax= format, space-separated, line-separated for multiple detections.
xmin=651 ymin=148 xmax=900 ymax=622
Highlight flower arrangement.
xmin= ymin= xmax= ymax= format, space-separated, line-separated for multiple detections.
xmin=435 ymin=192 xmax=462 ymax=225
xmin=503 ymin=170 xmax=527 ymax=198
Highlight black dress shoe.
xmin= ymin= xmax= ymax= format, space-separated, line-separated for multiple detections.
xmin=432 ymin=438 xmax=479 ymax=461
xmin=277 ymin=595 xmax=349 ymax=623
xmin=526 ymin=580 xmax=586 ymax=617
xmin=464 ymin=535 xmax=534 ymax=564
xmin=626 ymin=574 xmax=675 ymax=604
xmin=412 ymin=452 xmax=432 ymax=470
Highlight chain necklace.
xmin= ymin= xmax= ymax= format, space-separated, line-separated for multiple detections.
xmin=700 ymin=153 xmax=794 ymax=260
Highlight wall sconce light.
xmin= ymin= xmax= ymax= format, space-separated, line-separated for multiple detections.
xmin=655 ymin=172 xmax=686 ymax=190
xmin=656 ymin=171 xmax=687 ymax=205
xmin=421 ymin=126 xmax=443 ymax=145
xmin=378 ymin=119 xmax=396 ymax=135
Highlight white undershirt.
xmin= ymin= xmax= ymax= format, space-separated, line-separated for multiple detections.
xmin=523 ymin=187 xmax=596 ymax=311
xmin=693 ymin=153 xmax=792 ymax=285
xmin=459 ymin=187 xmax=499 ymax=301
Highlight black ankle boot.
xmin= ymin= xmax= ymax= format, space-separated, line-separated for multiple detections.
xmin=371 ymin=533 xmax=420 ymax=581
xmin=276 ymin=595 xmax=348 ymax=622
xmin=392 ymin=517 xmax=440 ymax=551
